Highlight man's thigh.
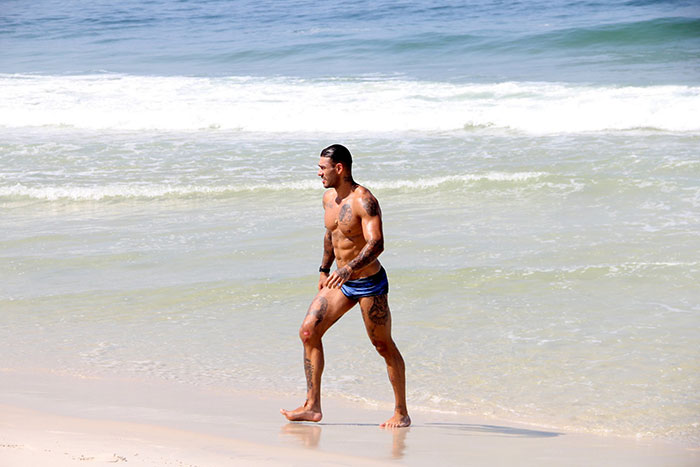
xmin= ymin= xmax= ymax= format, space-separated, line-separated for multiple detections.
xmin=358 ymin=294 xmax=392 ymax=340
xmin=302 ymin=287 xmax=357 ymax=335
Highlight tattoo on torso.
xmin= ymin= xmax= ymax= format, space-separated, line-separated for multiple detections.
xmin=322 ymin=186 xmax=383 ymax=273
xmin=338 ymin=203 xmax=352 ymax=224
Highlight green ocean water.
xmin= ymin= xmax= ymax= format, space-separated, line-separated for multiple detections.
xmin=2 ymin=129 xmax=699 ymax=444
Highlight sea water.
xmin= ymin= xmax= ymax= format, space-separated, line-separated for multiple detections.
xmin=1 ymin=0 xmax=699 ymax=445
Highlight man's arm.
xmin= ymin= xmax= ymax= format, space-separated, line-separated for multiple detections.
xmin=346 ymin=217 xmax=383 ymax=272
xmin=325 ymin=192 xmax=384 ymax=288
xmin=318 ymin=228 xmax=335 ymax=290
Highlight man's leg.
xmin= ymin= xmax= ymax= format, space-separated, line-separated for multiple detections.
xmin=281 ymin=287 xmax=356 ymax=422
xmin=358 ymin=294 xmax=411 ymax=427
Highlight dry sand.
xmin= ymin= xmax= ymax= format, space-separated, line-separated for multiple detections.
xmin=1 ymin=368 xmax=697 ymax=466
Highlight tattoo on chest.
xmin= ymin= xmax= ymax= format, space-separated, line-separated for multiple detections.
xmin=362 ymin=196 xmax=379 ymax=216
xmin=338 ymin=203 xmax=353 ymax=223
xmin=366 ymin=294 xmax=389 ymax=325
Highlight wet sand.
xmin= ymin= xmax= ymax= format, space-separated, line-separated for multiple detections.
xmin=0 ymin=368 xmax=696 ymax=466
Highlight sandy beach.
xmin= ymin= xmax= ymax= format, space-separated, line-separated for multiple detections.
xmin=1 ymin=368 xmax=696 ymax=466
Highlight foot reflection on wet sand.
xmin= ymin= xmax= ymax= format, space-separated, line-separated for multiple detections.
xmin=280 ymin=423 xmax=321 ymax=448
xmin=280 ymin=421 xmax=558 ymax=460
xmin=280 ymin=422 xmax=409 ymax=459
xmin=389 ymin=426 xmax=409 ymax=458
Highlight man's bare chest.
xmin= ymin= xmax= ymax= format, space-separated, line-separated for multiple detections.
xmin=324 ymin=200 xmax=362 ymax=237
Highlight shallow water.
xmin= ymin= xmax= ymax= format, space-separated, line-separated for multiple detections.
xmin=3 ymin=129 xmax=699 ymax=444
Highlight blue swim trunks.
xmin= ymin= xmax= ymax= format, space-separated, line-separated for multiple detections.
xmin=341 ymin=267 xmax=389 ymax=300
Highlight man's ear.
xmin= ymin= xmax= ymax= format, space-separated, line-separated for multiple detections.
xmin=335 ymin=162 xmax=344 ymax=175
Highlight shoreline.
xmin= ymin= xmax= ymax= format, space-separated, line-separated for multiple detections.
xmin=1 ymin=368 xmax=697 ymax=466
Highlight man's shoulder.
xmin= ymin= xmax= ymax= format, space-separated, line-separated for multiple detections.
xmin=322 ymin=189 xmax=335 ymax=204
xmin=351 ymin=185 xmax=381 ymax=216
xmin=351 ymin=184 xmax=374 ymax=198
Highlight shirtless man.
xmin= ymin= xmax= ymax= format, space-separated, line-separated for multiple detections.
xmin=280 ymin=144 xmax=411 ymax=428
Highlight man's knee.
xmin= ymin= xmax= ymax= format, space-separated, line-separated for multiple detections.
xmin=299 ymin=318 xmax=325 ymax=344
xmin=299 ymin=324 xmax=317 ymax=343
xmin=299 ymin=295 xmax=332 ymax=343
xmin=371 ymin=338 xmax=393 ymax=357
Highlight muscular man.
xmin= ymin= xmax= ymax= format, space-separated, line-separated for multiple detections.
xmin=280 ymin=144 xmax=411 ymax=428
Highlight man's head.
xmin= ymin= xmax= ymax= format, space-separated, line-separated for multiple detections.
xmin=320 ymin=144 xmax=352 ymax=170
xmin=318 ymin=144 xmax=353 ymax=189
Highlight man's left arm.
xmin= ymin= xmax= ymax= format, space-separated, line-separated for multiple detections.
xmin=325 ymin=193 xmax=384 ymax=288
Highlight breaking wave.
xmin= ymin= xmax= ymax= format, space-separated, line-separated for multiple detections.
xmin=2 ymin=74 xmax=699 ymax=134
xmin=1 ymin=172 xmax=547 ymax=201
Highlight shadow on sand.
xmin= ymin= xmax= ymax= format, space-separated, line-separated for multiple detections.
xmin=306 ymin=421 xmax=560 ymax=438
xmin=423 ymin=422 xmax=561 ymax=438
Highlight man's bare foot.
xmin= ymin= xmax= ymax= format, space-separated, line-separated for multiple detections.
xmin=280 ymin=405 xmax=323 ymax=422
xmin=380 ymin=412 xmax=411 ymax=428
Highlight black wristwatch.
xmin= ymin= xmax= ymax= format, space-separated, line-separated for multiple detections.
xmin=319 ymin=267 xmax=331 ymax=274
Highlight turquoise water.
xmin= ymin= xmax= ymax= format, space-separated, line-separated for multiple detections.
xmin=1 ymin=0 xmax=699 ymax=446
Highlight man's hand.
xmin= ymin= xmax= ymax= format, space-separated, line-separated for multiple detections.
xmin=324 ymin=265 xmax=352 ymax=289
xmin=318 ymin=272 xmax=329 ymax=290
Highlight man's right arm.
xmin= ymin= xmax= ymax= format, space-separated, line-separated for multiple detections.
xmin=319 ymin=228 xmax=335 ymax=290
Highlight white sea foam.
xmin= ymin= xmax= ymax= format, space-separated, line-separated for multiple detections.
xmin=2 ymin=74 xmax=699 ymax=134
xmin=365 ymin=172 xmax=547 ymax=189
xmin=0 ymin=173 xmax=545 ymax=200
xmin=0 ymin=182 xmax=312 ymax=201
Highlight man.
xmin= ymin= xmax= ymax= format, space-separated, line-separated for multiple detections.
xmin=280 ymin=144 xmax=411 ymax=428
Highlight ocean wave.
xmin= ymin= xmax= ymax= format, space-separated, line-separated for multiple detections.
xmin=524 ymin=17 xmax=700 ymax=49
xmin=0 ymin=173 xmax=546 ymax=201
xmin=0 ymin=182 xmax=314 ymax=201
xmin=1 ymin=74 xmax=699 ymax=133
xmin=366 ymin=172 xmax=547 ymax=189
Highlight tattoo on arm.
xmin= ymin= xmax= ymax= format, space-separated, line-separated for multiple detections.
xmin=361 ymin=195 xmax=380 ymax=217
xmin=345 ymin=193 xmax=382 ymax=272
xmin=321 ymin=229 xmax=335 ymax=269
xmin=347 ymin=238 xmax=384 ymax=272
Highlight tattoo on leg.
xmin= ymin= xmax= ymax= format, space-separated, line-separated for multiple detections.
xmin=308 ymin=297 xmax=328 ymax=327
xmin=338 ymin=203 xmax=352 ymax=223
xmin=367 ymin=295 xmax=389 ymax=325
xmin=304 ymin=357 xmax=313 ymax=391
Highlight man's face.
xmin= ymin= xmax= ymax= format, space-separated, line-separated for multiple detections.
xmin=318 ymin=157 xmax=339 ymax=189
